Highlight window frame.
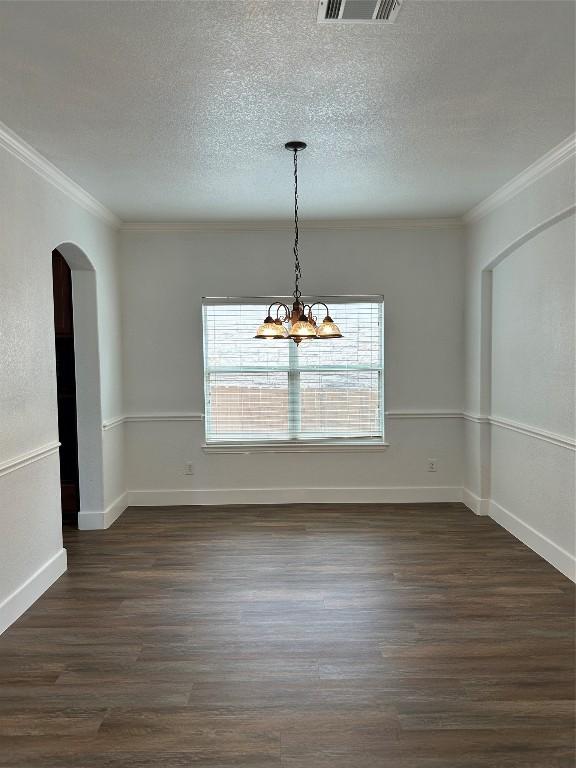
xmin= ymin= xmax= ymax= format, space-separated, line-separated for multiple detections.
xmin=202 ymin=295 xmax=387 ymax=452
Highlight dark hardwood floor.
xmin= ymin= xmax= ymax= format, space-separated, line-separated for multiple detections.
xmin=0 ymin=503 xmax=574 ymax=767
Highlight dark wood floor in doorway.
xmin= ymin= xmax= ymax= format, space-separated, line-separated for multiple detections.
xmin=0 ymin=503 xmax=574 ymax=767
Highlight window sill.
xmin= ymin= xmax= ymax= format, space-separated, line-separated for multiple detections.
xmin=202 ymin=440 xmax=390 ymax=454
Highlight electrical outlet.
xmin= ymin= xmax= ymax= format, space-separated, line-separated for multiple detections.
xmin=184 ymin=462 xmax=195 ymax=475
xmin=427 ymin=458 xmax=437 ymax=472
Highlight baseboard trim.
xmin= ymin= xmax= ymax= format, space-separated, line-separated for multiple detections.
xmin=0 ymin=548 xmax=67 ymax=635
xmin=76 ymin=488 xmax=576 ymax=582
xmin=77 ymin=492 xmax=129 ymax=530
xmin=489 ymin=499 xmax=575 ymax=582
xmin=462 ymin=488 xmax=490 ymax=516
xmin=127 ymin=486 xmax=463 ymax=507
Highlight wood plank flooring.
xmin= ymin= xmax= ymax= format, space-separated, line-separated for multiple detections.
xmin=0 ymin=503 xmax=574 ymax=767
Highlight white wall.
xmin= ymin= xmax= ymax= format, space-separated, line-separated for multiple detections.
xmin=464 ymin=139 xmax=575 ymax=580
xmin=119 ymin=224 xmax=466 ymax=504
xmin=492 ymin=219 xmax=574 ymax=436
xmin=0 ymin=129 xmax=125 ymax=633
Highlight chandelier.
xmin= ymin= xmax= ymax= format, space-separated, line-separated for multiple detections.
xmin=255 ymin=141 xmax=342 ymax=344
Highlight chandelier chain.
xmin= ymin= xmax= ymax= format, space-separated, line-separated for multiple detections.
xmin=292 ymin=148 xmax=301 ymax=301
xmin=253 ymin=140 xmax=342 ymax=342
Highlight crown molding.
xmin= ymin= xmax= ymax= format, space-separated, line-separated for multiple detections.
xmin=464 ymin=133 xmax=576 ymax=224
xmin=4 ymin=111 xmax=572 ymax=232
xmin=0 ymin=120 xmax=120 ymax=229
xmin=120 ymin=217 xmax=463 ymax=233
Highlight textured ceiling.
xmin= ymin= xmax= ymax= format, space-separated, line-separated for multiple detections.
xmin=0 ymin=0 xmax=573 ymax=221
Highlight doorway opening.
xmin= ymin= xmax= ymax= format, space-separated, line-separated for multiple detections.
xmin=52 ymin=249 xmax=80 ymax=524
xmin=51 ymin=242 xmax=104 ymax=529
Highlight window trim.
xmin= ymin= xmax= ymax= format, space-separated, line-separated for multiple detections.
xmin=202 ymin=295 xmax=385 ymax=447
xmin=202 ymin=440 xmax=390 ymax=454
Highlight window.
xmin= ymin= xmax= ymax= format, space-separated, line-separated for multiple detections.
xmin=202 ymin=296 xmax=384 ymax=446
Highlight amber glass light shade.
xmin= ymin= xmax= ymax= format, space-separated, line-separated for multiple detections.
xmin=289 ymin=314 xmax=317 ymax=341
xmin=316 ymin=315 xmax=342 ymax=339
xmin=273 ymin=319 xmax=290 ymax=338
xmin=255 ymin=316 xmax=289 ymax=339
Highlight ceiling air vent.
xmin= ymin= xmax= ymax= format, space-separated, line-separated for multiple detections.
xmin=318 ymin=0 xmax=403 ymax=23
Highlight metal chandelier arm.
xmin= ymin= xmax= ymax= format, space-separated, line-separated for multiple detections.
xmin=307 ymin=301 xmax=330 ymax=319
xmin=267 ymin=302 xmax=291 ymax=322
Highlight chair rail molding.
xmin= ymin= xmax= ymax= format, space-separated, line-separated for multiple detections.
xmin=102 ymin=413 xmax=204 ymax=429
xmin=463 ymin=413 xmax=575 ymax=451
xmin=101 ymin=416 xmax=125 ymax=431
xmin=385 ymin=410 xmax=462 ymax=419
xmin=106 ymin=411 xmax=574 ymax=451
xmin=0 ymin=441 xmax=61 ymax=478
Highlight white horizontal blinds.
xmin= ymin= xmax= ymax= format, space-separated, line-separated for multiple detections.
xmin=208 ymin=372 xmax=289 ymax=440
xmin=203 ymin=304 xmax=291 ymax=440
xmin=204 ymin=303 xmax=289 ymax=371
xmin=203 ymin=298 xmax=384 ymax=442
xmin=297 ymin=302 xmax=382 ymax=370
xmin=299 ymin=371 xmax=381 ymax=438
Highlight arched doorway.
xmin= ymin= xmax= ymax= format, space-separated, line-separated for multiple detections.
xmin=51 ymin=242 xmax=104 ymax=528
xmin=52 ymin=250 xmax=80 ymax=522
